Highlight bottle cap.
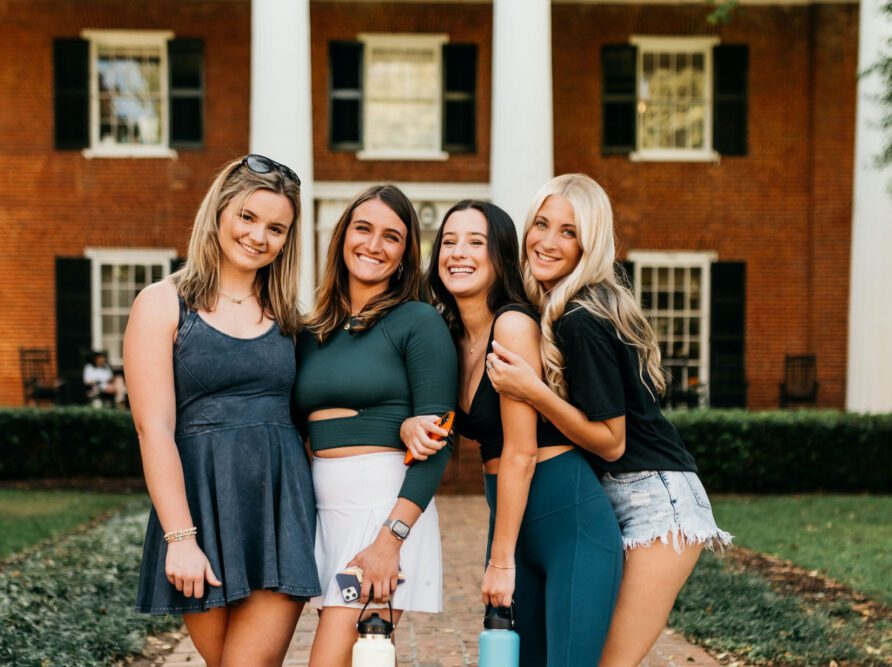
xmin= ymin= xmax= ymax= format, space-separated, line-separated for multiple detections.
xmin=483 ymin=605 xmax=514 ymax=630
xmin=357 ymin=612 xmax=393 ymax=637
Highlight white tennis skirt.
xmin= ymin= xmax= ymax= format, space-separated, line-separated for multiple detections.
xmin=310 ymin=451 xmax=443 ymax=613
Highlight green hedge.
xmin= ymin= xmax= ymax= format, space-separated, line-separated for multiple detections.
xmin=668 ymin=410 xmax=892 ymax=493
xmin=1 ymin=408 xmax=890 ymax=492
xmin=0 ymin=408 xmax=140 ymax=478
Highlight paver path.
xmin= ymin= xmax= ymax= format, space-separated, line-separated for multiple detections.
xmin=163 ymin=495 xmax=720 ymax=667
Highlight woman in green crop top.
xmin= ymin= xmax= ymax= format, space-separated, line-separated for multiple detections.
xmin=294 ymin=184 xmax=457 ymax=667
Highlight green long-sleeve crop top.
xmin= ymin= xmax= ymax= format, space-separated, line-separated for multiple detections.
xmin=294 ymin=301 xmax=458 ymax=510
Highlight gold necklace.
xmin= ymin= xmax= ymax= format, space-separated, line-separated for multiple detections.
xmin=219 ymin=290 xmax=254 ymax=305
xmin=467 ymin=319 xmax=494 ymax=355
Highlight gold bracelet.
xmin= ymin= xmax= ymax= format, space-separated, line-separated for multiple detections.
xmin=488 ymin=558 xmax=516 ymax=570
xmin=163 ymin=527 xmax=197 ymax=544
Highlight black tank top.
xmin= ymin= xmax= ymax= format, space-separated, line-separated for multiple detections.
xmin=454 ymin=304 xmax=567 ymax=462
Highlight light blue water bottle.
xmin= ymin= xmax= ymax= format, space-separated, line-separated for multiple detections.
xmin=478 ymin=605 xmax=519 ymax=667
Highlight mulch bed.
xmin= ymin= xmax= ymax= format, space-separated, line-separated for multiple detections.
xmin=722 ymin=546 xmax=891 ymax=625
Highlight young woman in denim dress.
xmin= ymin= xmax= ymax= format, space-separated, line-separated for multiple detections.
xmin=403 ymin=200 xmax=622 ymax=666
xmin=125 ymin=155 xmax=320 ymax=666
xmin=486 ymin=174 xmax=732 ymax=667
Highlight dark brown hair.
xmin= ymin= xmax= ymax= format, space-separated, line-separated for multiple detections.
xmin=306 ymin=184 xmax=422 ymax=342
xmin=426 ymin=200 xmax=529 ymax=339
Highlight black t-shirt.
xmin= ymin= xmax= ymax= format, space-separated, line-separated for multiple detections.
xmin=455 ymin=304 xmax=567 ymax=462
xmin=554 ymin=305 xmax=697 ymax=474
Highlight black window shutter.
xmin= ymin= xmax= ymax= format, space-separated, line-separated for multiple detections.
xmin=602 ymin=45 xmax=637 ymax=155
xmin=53 ymin=38 xmax=89 ymax=150
xmin=169 ymin=38 xmax=205 ymax=148
xmin=713 ymin=45 xmax=748 ymax=156
xmin=170 ymin=257 xmax=186 ymax=273
xmin=329 ymin=41 xmax=363 ymax=150
xmin=55 ymin=258 xmax=93 ymax=378
xmin=443 ymin=44 xmax=477 ymax=153
xmin=618 ymin=260 xmax=634 ymax=289
xmin=710 ymin=262 xmax=746 ymax=407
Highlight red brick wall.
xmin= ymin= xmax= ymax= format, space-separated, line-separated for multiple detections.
xmin=551 ymin=3 xmax=857 ymax=409
xmin=310 ymin=1 xmax=492 ymax=183
xmin=0 ymin=0 xmax=251 ymax=405
xmin=0 ymin=1 xmax=858 ymax=414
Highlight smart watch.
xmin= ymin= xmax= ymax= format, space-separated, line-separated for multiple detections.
xmin=383 ymin=518 xmax=410 ymax=541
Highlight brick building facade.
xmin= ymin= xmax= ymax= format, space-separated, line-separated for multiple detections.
xmin=0 ymin=0 xmax=867 ymax=438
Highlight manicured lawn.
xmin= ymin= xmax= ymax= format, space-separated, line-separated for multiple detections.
xmin=712 ymin=495 xmax=892 ymax=605
xmin=0 ymin=489 xmax=134 ymax=560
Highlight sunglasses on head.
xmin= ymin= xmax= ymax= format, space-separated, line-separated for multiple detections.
xmin=239 ymin=154 xmax=301 ymax=186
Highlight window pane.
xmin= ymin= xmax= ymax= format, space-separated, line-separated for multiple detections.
xmin=151 ymin=265 xmax=164 ymax=282
xmin=638 ymin=45 xmax=709 ymax=153
xmin=94 ymin=42 xmax=164 ymax=148
xmin=364 ymin=41 xmax=440 ymax=153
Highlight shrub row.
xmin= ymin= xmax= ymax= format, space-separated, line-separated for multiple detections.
xmin=0 ymin=408 xmax=889 ymax=492
xmin=669 ymin=409 xmax=892 ymax=493
xmin=0 ymin=408 xmax=140 ymax=478
xmin=0 ymin=500 xmax=180 ymax=666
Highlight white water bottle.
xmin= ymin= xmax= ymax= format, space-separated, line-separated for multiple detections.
xmin=352 ymin=599 xmax=395 ymax=667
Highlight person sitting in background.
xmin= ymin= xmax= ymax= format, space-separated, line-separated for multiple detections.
xmin=83 ymin=352 xmax=127 ymax=407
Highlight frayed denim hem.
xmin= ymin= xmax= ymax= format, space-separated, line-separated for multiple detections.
xmin=623 ymin=524 xmax=734 ymax=556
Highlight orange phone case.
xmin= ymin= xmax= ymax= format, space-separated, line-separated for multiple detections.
xmin=404 ymin=411 xmax=455 ymax=464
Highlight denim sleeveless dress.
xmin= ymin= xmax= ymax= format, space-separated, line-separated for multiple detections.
xmin=135 ymin=299 xmax=321 ymax=614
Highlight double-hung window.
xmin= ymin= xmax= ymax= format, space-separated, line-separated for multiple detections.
xmin=329 ymin=34 xmax=477 ymax=159
xmin=633 ymin=37 xmax=717 ymax=161
xmin=602 ymin=38 xmax=748 ymax=160
xmin=85 ymin=249 xmax=175 ymax=365
xmin=53 ymin=31 xmax=204 ymax=156
xmin=627 ymin=251 xmax=716 ymax=402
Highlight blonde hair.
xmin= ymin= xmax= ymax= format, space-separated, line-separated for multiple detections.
xmin=172 ymin=156 xmax=303 ymax=335
xmin=521 ymin=174 xmax=666 ymax=399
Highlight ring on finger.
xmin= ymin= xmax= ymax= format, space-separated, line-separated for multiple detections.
xmin=486 ymin=360 xmax=493 ymax=370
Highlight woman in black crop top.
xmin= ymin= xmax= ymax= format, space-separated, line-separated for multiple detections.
xmin=404 ymin=200 xmax=622 ymax=666
xmin=486 ymin=174 xmax=731 ymax=666
xmin=295 ymin=185 xmax=457 ymax=667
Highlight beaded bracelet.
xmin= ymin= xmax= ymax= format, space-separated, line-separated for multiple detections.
xmin=487 ymin=558 xmax=516 ymax=570
xmin=163 ymin=527 xmax=198 ymax=544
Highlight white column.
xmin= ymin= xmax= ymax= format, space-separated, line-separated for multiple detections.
xmin=847 ymin=0 xmax=892 ymax=412
xmin=251 ymin=0 xmax=316 ymax=307
xmin=490 ymin=0 xmax=554 ymax=232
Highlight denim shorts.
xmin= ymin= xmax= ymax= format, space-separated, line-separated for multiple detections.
xmin=601 ymin=470 xmax=733 ymax=553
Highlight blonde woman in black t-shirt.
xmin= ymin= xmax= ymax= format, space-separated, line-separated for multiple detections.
xmin=486 ymin=174 xmax=731 ymax=667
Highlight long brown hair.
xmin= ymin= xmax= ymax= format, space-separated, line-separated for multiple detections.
xmin=172 ymin=156 xmax=303 ymax=335
xmin=306 ymin=185 xmax=422 ymax=342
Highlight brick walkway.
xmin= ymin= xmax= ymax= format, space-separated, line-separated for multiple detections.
xmin=163 ymin=495 xmax=719 ymax=667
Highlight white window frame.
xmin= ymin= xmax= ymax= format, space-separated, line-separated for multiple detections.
xmin=81 ymin=29 xmax=177 ymax=159
xmin=85 ymin=248 xmax=176 ymax=366
xmin=356 ymin=33 xmax=450 ymax=162
xmin=630 ymin=36 xmax=720 ymax=163
xmin=627 ymin=250 xmax=716 ymax=399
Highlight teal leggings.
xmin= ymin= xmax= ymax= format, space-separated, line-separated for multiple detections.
xmin=485 ymin=448 xmax=623 ymax=667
